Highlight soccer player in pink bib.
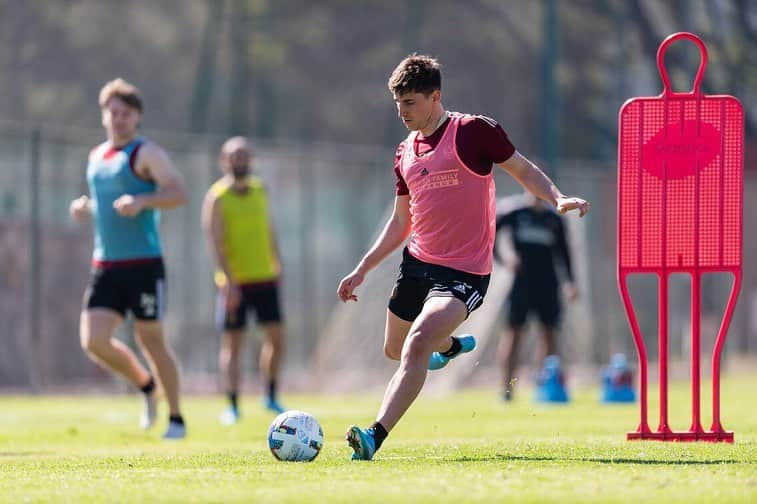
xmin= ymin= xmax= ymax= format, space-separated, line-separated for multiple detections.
xmin=338 ymin=55 xmax=590 ymax=460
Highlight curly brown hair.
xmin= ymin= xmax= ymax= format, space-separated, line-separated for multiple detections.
xmin=387 ymin=54 xmax=442 ymax=96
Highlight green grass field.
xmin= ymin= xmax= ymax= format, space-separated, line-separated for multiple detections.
xmin=1 ymin=376 xmax=756 ymax=503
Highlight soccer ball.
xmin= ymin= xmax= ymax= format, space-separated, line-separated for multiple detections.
xmin=267 ymin=410 xmax=324 ymax=462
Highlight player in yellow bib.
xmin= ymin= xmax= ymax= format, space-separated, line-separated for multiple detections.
xmin=202 ymin=137 xmax=287 ymax=424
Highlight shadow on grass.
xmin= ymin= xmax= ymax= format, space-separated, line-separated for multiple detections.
xmin=448 ymin=454 xmax=749 ymax=465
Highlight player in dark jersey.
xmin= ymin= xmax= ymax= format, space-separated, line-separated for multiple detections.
xmin=69 ymin=79 xmax=189 ymax=439
xmin=495 ymin=192 xmax=577 ymax=401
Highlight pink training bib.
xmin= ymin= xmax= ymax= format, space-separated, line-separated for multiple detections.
xmin=400 ymin=112 xmax=496 ymax=275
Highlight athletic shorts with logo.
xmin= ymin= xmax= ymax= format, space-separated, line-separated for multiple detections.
xmin=388 ymin=247 xmax=490 ymax=321
xmin=83 ymin=258 xmax=166 ymax=320
xmin=216 ymin=281 xmax=283 ymax=330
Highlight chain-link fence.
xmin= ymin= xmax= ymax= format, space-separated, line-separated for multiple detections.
xmin=0 ymin=120 xmax=392 ymax=391
xmin=2 ymin=120 xmax=756 ymax=392
xmin=316 ymin=163 xmax=757 ymax=392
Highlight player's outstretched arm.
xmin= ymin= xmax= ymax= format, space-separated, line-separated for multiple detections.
xmin=113 ymin=143 xmax=189 ymax=216
xmin=498 ymin=151 xmax=590 ymax=217
xmin=337 ymin=195 xmax=411 ymax=302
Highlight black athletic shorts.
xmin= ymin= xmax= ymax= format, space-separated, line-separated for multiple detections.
xmin=216 ymin=281 xmax=283 ymax=330
xmin=388 ymin=248 xmax=490 ymax=322
xmin=507 ymin=275 xmax=561 ymax=328
xmin=83 ymin=258 xmax=165 ymax=321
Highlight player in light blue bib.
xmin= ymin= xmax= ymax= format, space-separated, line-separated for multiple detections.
xmin=87 ymin=136 xmax=161 ymax=261
xmin=70 ymin=78 xmax=189 ymax=439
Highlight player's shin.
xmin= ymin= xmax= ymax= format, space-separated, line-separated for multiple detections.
xmin=375 ymin=335 xmax=434 ymax=432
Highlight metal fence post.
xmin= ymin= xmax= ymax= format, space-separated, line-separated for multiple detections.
xmin=29 ymin=127 xmax=42 ymax=393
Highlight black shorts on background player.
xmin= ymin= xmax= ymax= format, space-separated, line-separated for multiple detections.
xmin=83 ymin=258 xmax=165 ymax=320
xmin=217 ymin=282 xmax=283 ymax=330
xmin=496 ymin=205 xmax=574 ymax=329
xmin=507 ymin=276 xmax=561 ymax=328
xmin=388 ymin=248 xmax=490 ymax=321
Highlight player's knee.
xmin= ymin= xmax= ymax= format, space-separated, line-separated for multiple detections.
xmin=135 ymin=333 xmax=157 ymax=352
xmin=267 ymin=338 xmax=285 ymax=359
xmin=401 ymin=329 xmax=435 ymax=363
xmin=135 ymin=329 xmax=167 ymax=352
xmin=269 ymin=332 xmax=285 ymax=350
xmin=262 ymin=324 xmax=284 ymax=344
xmin=383 ymin=343 xmax=401 ymax=361
xmin=80 ymin=332 xmax=107 ymax=356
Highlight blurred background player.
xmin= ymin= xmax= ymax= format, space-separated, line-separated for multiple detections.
xmin=337 ymin=55 xmax=590 ymax=460
xmin=202 ymin=136 xmax=287 ymax=425
xmin=69 ymin=78 xmax=189 ymax=439
xmin=495 ymin=192 xmax=577 ymax=401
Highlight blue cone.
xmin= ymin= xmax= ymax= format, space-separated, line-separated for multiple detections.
xmin=535 ymin=355 xmax=569 ymax=403
xmin=600 ymin=353 xmax=636 ymax=403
